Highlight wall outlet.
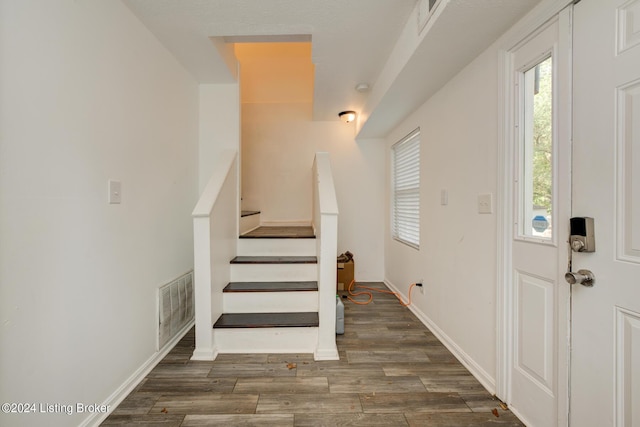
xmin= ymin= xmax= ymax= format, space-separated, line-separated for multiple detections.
xmin=416 ymin=280 xmax=424 ymax=294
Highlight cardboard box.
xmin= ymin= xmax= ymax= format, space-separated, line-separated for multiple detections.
xmin=337 ymin=259 xmax=354 ymax=291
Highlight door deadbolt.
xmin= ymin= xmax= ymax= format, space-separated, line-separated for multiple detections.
xmin=570 ymin=217 xmax=595 ymax=252
xmin=564 ymin=269 xmax=595 ymax=287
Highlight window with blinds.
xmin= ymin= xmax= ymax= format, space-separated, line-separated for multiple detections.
xmin=392 ymin=129 xmax=420 ymax=249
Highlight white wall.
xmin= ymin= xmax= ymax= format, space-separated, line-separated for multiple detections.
xmin=0 ymin=1 xmax=199 ymax=426
xmin=199 ymin=84 xmax=240 ymax=192
xmin=384 ymin=45 xmax=500 ymax=387
xmin=242 ymin=103 xmax=385 ymax=281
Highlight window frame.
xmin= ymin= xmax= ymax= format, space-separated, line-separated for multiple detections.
xmin=391 ymin=128 xmax=421 ymax=250
xmin=514 ymin=51 xmax=558 ymax=246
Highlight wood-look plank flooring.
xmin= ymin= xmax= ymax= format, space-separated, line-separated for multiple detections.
xmin=240 ymin=226 xmax=315 ymax=239
xmin=103 ymin=282 xmax=524 ymax=426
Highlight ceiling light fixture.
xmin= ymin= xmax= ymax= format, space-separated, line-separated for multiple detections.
xmin=355 ymin=83 xmax=370 ymax=93
xmin=339 ymin=111 xmax=357 ymax=123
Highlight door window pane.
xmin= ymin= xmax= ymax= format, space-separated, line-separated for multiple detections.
xmin=520 ymin=56 xmax=553 ymax=239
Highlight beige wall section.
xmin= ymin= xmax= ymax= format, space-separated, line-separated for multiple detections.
xmin=235 ymin=43 xmax=314 ymax=104
xmin=199 ymin=83 xmax=241 ymax=192
xmin=384 ymin=45 xmax=499 ymax=384
xmin=241 ymin=102 xmax=385 ymax=281
xmin=0 ymin=2 xmax=199 ymax=426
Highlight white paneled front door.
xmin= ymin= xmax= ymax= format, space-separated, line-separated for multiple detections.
xmin=504 ymin=6 xmax=572 ymax=426
xmin=571 ymin=1 xmax=640 ymax=425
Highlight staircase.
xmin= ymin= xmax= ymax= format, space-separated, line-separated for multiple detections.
xmin=191 ymin=151 xmax=338 ymax=361
xmin=212 ymin=226 xmax=322 ymax=353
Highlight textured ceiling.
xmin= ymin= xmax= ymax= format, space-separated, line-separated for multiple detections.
xmin=123 ymin=0 xmax=416 ymax=121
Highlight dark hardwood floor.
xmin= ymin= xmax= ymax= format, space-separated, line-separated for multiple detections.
xmin=102 ymin=282 xmax=524 ymax=426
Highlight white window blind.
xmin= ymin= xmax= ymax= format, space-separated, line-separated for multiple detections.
xmin=392 ymin=129 xmax=420 ymax=249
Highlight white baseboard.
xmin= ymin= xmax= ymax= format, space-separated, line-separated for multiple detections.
xmin=354 ymin=276 xmax=385 ymax=283
xmin=191 ymin=347 xmax=218 ymax=361
xmin=314 ymin=348 xmax=340 ymax=361
xmin=81 ymin=320 xmax=195 ymax=427
xmin=240 ymin=213 xmax=261 ymax=235
xmin=384 ymin=278 xmax=496 ymax=395
xmin=239 ymin=224 xmax=260 ymax=235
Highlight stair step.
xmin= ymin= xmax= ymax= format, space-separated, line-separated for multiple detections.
xmin=238 ymin=238 xmax=316 ymax=257
xmin=224 ymin=281 xmax=318 ymax=292
xmin=240 ymin=226 xmax=315 ymax=239
xmin=223 ymin=291 xmax=317 ymax=313
xmin=230 ymin=262 xmax=317 ymax=282
xmin=212 ymin=327 xmax=318 ymax=354
xmin=213 ymin=312 xmax=319 ymax=328
xmin=230 ymin=256 xmax=317 ymax=264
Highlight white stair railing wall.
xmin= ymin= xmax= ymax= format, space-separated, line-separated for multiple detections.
xmin=191 ymin=150 xmax=238 ymax=360
xmin=312 ymin=152 xmax=340 ymax=360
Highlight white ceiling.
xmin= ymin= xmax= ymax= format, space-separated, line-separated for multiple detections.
xmin=123 ymin=0 xmax=416 ymax=122
xmin=123 ymin=0 xmax=541 ymax=135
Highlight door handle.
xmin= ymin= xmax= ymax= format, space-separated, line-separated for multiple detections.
xmin=564 ymin=269 xmax=595 ymax=287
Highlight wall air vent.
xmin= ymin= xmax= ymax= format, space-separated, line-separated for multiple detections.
xmin=158 ymin=271 xmax=194 ymax=350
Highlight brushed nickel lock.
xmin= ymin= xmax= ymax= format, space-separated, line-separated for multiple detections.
xmin=570 ymin=217 xmax=595 ymax=252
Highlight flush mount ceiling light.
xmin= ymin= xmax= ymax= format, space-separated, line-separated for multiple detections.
xmin=355 ymin=83 xmax=370 ymax=93
xmin=339 ymin=111 xmax=357 ymax=123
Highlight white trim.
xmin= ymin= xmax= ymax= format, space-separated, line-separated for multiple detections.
xmin=239 ymin=224 xmax=260 ymax=235
xmin=80 ymin=320 xmax=194 ymax=427
xmin=240 ymin=211 xmax=261 ymax=235
xmin=191 ymin=346 xmax=218 ymax=361
xmin=384 ymin=278 xmax=496 ymax=394
xmin=496 ymin=38 xmax=514 ymax=402
xmin=555 ymin=9 xmax=573 ymax=426
xmin=314 ymin=348 xmax=340 ymax=361
xmin=497 ymin=0 xmax=574 ymax=53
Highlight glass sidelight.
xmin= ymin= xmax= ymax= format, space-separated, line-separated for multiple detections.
xmin=518 ymin=56 xmax=554 ymax=240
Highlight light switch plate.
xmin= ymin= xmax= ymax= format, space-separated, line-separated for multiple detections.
xmin=478 ymin=193 xmax=492 ymax=214
xmin=441 ymin=189 xmax=448 ymax=206
xmin=108 ymin=180 xmax=121 ymax=204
